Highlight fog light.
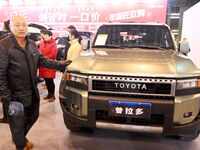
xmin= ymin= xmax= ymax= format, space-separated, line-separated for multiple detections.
xmin=183 ymin=112 xmax=192 ymax=118
xmin=71 ymin=104 xmax=79 ymax=110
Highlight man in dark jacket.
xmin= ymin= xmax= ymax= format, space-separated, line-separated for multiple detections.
xmin=0 ymin=19 xmax=10 ymax=123
xmin=0 ymin=15 xmax=71 ymax=150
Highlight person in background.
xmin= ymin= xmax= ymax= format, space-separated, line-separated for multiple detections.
xmin=67 ymin=29 xmax=83 ymax=61
xmin=0 ymin=19 xmax=10 ymax=123
xmin=38 ymin=29 xmax=58 ymax=102
xmin=3 ymin=19 xmax=10 ymax=31
xmin=36 ymin=29 xmax=47 ymax=47
xmin=64 ymin=25 xmax=82 ymax=59
xmin=0 ymin=19 xmax=10 ymax=40
xmin=67 ymin=25 xmax=82 ymax=43
xmin=0 ymin=15 xmax=71 ymax=150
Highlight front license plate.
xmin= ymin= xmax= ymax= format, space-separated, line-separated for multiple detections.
xmin=108 ymin=101 xmax=151 ymax=118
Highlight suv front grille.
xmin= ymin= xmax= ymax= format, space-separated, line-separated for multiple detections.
xmin=89 ymin=76 xmax=176 ymax=97
xmin=92 ymin=80 xmax=171 ymax=94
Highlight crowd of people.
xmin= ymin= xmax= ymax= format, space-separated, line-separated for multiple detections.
xmin=0 ymin=15 xmax=83 ymax=150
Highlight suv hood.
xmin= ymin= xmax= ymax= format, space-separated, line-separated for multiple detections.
xmin=68 ymin=48 xmax=200 ymax=77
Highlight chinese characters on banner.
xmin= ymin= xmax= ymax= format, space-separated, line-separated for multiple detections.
xmin=109 ymin=9 xmax=146 ymax=22
xmin=38 ymin=8 xmax=68 ymax=22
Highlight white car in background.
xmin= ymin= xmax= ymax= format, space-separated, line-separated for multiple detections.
xmin=28 ymin=23 xmax=53 ymax=43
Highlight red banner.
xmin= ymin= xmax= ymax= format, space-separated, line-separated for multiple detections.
xmin=0 ymin=0 xmax=167 ymax=34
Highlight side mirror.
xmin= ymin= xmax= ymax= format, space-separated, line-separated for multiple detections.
xmin=80 ymin=37 xmax=95 ymax=57
xmin=178 ymin=41 xmax=190 ymax=55
xmin=81 ymin=36 xmax=90 ymax=50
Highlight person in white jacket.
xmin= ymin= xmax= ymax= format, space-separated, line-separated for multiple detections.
xmin=67 ymin=29 xmax=83 ymax=61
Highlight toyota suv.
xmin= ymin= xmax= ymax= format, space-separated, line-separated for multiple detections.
xmin=59 ymin=23 xmax=200 ymax=140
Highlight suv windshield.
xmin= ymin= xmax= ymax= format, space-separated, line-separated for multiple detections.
xmin=93 ymin=24 xmax=174 ymax=50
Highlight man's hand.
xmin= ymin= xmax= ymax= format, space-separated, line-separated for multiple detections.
xmin=60 ymin=60 xmax=72 ymax=73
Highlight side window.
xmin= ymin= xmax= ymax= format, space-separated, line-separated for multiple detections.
xmin=161 ymin=29 xmax=173 ymax=48
xmin=57 ymin=37 xmax=69 ymax=45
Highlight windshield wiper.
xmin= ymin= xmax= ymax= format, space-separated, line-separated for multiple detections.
xmin=93 ymin=45 xmax=124 ymax=48
xmin=125 ymin=45 xmax=167 ymax=50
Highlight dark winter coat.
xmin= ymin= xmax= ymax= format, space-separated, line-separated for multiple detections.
xmin=0 ymin=34 xmax=68 ymax=107
xmin=39 ymin=38 xmax=58 ymax=78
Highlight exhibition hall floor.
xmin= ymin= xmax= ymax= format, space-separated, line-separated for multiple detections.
xmin=0 ymin=72 xmax=200 ymax=150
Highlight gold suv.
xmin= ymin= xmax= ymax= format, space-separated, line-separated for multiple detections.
xmin=59 ymin=23 xmax=200 ymax=140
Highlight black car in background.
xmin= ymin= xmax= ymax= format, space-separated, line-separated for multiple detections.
xmin=79 ymin=31 xmax=93 ymax=40
xmin=55 ymin=35 xmax=70 ymax=60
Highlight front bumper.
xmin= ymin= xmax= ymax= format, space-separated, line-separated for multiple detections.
xmin=59 ymin=88 xmax=200 ymax=137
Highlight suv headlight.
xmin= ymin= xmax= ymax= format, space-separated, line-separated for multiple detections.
xmin=176 ymin=78 xmax=200 ymax=90
xmin=66 ymin=72 xmax=88 ymax=86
